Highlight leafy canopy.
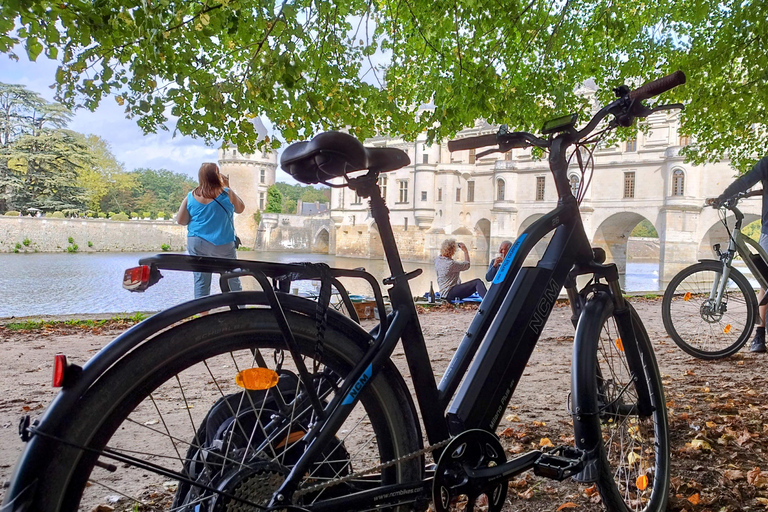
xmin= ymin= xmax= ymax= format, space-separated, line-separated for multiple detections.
xmin=2 ymin=0 xmax=767 ymax=169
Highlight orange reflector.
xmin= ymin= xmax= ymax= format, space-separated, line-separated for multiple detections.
xmin=276 ymin=430 xmax=306 ymax=449
xmin=636 ymin=474 xmax=649 ymax=491
xmin=683 ymin=292 xmax=692 ymax=301
xmin=615 ymin=338 xmax=624 ymax=352
xmin=123 ymin=265 xmax=151 ymax=291
xmin=236 ymin=368 xmax=279 ymax=390
xmin=53 ymin=354 xmax=68 ymax=388
xmin=724 ymin=324 xmax=732 ymax=334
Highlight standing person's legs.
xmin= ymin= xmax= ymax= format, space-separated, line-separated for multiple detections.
xmin=209 ymin=242 xmax=242 ymax=293
xmin=445 ymin=279 xmax=487 ymax=301
xmin=752 ymin=234 xmax=768 ymax=352
xmin=188 ymin=236 xmax=213 ymax=298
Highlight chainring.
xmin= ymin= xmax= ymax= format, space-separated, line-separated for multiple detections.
xmin=433 ymin=430 xmax=507 ymax=512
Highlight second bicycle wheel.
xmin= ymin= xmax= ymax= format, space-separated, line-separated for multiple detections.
xmin=575 ymin=292 xmax=670 ymax=512
xmin=662 ymin=260 xmax=756 ymax=359
xmin=24 ymin=297 xmax=423 ymax=511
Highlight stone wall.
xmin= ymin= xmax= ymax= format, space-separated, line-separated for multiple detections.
xmin=0 ymin=216 xmax=186 ymax=253
xmin=255 ymin=213 xmax=333 ymax=253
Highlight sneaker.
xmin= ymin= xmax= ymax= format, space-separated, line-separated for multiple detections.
xmin=750 ymin=330 xmax=767 ymax=353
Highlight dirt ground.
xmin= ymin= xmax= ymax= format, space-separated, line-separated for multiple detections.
xmin=1 ymin=298 xmax=768 ymax=511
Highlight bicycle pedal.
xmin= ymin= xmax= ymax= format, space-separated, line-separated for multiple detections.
xmin=533 ymin=446 xmax=585 ymax=481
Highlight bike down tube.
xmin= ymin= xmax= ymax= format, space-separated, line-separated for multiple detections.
xmin=447 ymin=204 xmax=593 ymax=433
xmin=714 ymin=214 xmax=742 ymax=306
xmin=438 ymin=200 xmax=580 ymax=406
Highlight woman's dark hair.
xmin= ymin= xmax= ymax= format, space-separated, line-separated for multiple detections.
xmin=194 ymin=162 xmax=223 ymax=199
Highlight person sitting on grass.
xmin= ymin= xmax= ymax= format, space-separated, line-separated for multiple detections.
xmin=435 ymin=239 xmax=487 ymax=302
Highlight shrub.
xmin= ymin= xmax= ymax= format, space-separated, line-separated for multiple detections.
xmin=66 ymin=244 xmax=78 ymax=253
xmin=68 ymin=236 xmax=74 ymax=244
xmin=51 ymin=211 xmax=65 ymax=218
xmin=111 ymin=212 xmax=129 ymax=221
xmin=14 ymin=242 xmax=22 ymax=252
xmin=98 ymin=212 xmax=107 ymax=219
xmin=157 ymin=211 xmax=166 ymax=220
xmin=130 ymin=211 xmax=139 ymax=219
xmin=142 ymin=211 xmax=150 ymax=219
xmin=87 ymin=241 xmax=93 ymax=247
xmin=23 ymin=238 xmax=31 ymax=246
xmin=161 ymin=243 xmax=171 ymax=251
xmin=5 ymin=211 xmax=20 ymax=216
xmin=253 ymin=210 xmax=262 ymax=225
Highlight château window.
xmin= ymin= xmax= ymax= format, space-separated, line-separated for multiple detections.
xmin=398 ymin=180 xmax=409 ymax=203
xmin=467 ymin=181 xmax=475 ymax=202
xmin=624 ymin=171 xmax=636 ymax=198
xmin=421 ymin=191 xmax=427 ymax=201
xmin=352 ymin=191 xmax=362 ymax=205
xmin=497 ymin=179 xmax=505 ymax=201
xmin=504 ymin=151 xmax=512 ymax=161
xmin=456 ymin=187 xmax=461 ymax=202
xmin=679 ymin=135 xmax=690 ymax=146
xmin=626 ymin=139 xmax=637 ymax=152
xmin=422 ymin=154 xmax=429 ymax=164
xmin=379 ymin=175 xmax=387 ymax=200
xmin=536 ymin=176 xmax=545 ymax=201
xmin=468 ymin=149 xmax=476 ymax=164
xmin=437 ymin=187 xmax=442 ymax=202
xmin=259 ymin=192 xmax=265 ymax=210
xmin=404 ymin=217 xmax=408 ymax=231
xmin=260 ymin=169 xmax=266 ymax=183
xmin=672 ymin=169 xmax=685 ymax=196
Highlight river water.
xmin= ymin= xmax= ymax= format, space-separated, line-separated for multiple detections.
xmin=0 ymin=251 xmax=661 ymax=318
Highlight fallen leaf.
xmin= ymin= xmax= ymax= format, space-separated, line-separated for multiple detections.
xmin=723 ymin=469 xmax=745 ymax=481
xmin=687 ymin=493 xmax=700 ymax=505
xmin=557 ymin=503 xmax=578 ymax=510
xmin=517 ymin=488 xmax=534 ymax=500
xmin=540 ymin=437 xmax=554 ymax=448
xmin=584 ymin=484 xmax=599 ymax=497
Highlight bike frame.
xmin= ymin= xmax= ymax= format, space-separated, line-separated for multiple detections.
xmin=266 ymin=128 xmax=657 ymax=509
xmin=709 ymin=203 xmax=768 ymax=308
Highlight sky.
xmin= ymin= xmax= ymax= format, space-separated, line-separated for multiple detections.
xmin=0 ymin=53 xmax=297 ymax=183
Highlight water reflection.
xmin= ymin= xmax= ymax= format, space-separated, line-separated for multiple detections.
xmin=0 ymin=252 xmax=661 ymax=318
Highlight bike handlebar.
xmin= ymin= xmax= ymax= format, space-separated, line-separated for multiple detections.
xmin=628 ymin=70 xmax=686 ymax=102
xmin=447 ymin=71 xmax=686 ymax=155
xmin=447 ymin=134 xmax=498 ymax=152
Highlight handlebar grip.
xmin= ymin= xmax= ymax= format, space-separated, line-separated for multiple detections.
xmin=448 ymin=134 xmax=498 ymax=152
xmin=628 ymin=70 xmax=686 ymax=102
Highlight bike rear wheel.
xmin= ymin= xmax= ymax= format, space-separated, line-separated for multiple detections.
xmin=662 ymin=260 xmax=756 ymax=359
xmin=578 ymin=296 xmax=670 ymax=512
xmin=29 ymin=301 xmax=423 ymax=511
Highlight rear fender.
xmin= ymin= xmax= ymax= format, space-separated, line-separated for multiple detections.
xmin=3 ymin=292 xmax=419 ymax=511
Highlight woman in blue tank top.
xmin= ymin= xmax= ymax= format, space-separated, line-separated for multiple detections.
xmin=176 ymin=162 xmax=246 ymax=298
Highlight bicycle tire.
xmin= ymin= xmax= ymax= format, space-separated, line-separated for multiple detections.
xmin=29 ymin=302 xmax=423 ymax=511
xmin=576 ymin=295 xmax=670 ymax=512
xmin=662 ymin=260 xmax=756 ymax=359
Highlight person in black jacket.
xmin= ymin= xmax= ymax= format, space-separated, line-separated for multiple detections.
xmin=711 ymin=156 xmax=768 ymax=353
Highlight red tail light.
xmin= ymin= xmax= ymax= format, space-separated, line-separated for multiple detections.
xmin=53 ymin=354 xmax=68 ymax=388
xmin=123 ymin=265 xmax=151 ymax=291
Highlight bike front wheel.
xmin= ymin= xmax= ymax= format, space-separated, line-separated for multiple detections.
xmin=662 ymin=260 xmax=756 ymax=359
xmin=576 ymin=294 xmax=670 ymax=512
xmin=27 ymin=298 xmax=423 ymax=511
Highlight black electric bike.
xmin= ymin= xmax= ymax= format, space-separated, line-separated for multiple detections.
xmin=2 ymin=71 xmax=685 ymax=512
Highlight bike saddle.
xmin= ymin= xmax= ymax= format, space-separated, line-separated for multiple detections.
xmin=282 ymin=131 xmax=410 ymax=184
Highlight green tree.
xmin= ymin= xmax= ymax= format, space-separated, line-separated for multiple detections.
xmin=76 ymin=134 xmax=136 ymax=213
xmin=0 ymin=82 xmax=71 ymax=147
xmin=3 ymin=1 xmax=767 ymax=171
xmin=129 ymin=168 xmax=197 ymax=215
xmin=265 ymin=185 xmax=283 ymax=213
xmin=1 ymin=129 xmax=88 ymax=211
xmin=630 ymin=220 xmax=659 ymax=238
